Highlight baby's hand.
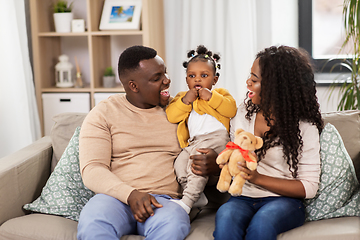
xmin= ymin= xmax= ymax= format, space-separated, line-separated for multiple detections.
xmin=182 ymin=88 xmax=198 ymax=105
xmin=198 ymin=88 xmax=212 ymax=101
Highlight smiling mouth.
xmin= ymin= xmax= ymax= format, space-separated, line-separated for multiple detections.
xmin=248 ymin=90 xmax=255 ymax=98
xmin=160 ymin=88 xmax=170 ymax=97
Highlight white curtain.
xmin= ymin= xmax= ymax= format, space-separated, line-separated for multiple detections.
xmin=163 ymin=0 xmax=257 ymax=105
xmin=0 ymin=0 xmax=41 ymax=158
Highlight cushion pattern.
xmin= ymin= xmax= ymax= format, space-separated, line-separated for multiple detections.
xmin=322 ymin=110 xmax=360 ymax=181
xmin=304 ymin=123 xmax=360 ymax=221
xmin=23 ymin=127 xmax=94 ymax=221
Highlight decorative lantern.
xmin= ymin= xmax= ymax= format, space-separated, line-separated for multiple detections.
xmin=55 ymin=54 xmax=74 ymax=87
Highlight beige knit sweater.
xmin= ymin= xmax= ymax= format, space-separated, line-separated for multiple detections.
xmin=79 ymin=94 xmax=182 ymax=204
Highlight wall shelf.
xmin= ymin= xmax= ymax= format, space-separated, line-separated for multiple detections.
xmin=30 ymin=0 xmax=165 ymax=135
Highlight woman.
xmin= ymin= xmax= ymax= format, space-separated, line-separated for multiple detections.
xmin=212 ymin=45 xmax=324 ymax=240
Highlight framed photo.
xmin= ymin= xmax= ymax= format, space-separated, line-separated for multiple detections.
xmin=99 ymin=0 xmax=142 ymax=30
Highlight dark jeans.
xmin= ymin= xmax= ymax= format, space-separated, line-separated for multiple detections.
xmin=213 ymin=196 xmax=305 ymax=240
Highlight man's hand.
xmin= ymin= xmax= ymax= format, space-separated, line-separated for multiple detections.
xmin=190 ymin=148 xmax=220 ymax=176
xmin=127 ymin=190 xmax=163 ymax=223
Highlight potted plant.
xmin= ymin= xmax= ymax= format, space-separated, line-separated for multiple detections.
xmin=53 ymin=0 xmax=73 ymax=33
xmin=328 ymin=0 xmax=360 ymax=110
xmin=103 ymin=66 xmax=116 ymax=88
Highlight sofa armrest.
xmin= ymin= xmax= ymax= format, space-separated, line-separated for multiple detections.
xmin=0 ymin=136 xmax=53 ymax=225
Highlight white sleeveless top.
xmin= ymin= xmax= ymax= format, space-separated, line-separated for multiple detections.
xmin=188 ymin=109 xmax=226 ymax=139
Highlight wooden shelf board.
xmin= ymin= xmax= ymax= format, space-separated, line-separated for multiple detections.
xmin=91 ymin=30 xmax=143 ymax=36
xmin=38 ymin=32 xmax=90 ymax=37
xmin=94 ymin=86 xmax=125 ymax=92
xmin=42 ymin=87 xmax=92 ymax=92
xmin=38 ymin=31 xmax=143 ymax=37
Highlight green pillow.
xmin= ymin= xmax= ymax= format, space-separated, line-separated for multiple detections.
xmin=304 ymin=123 xmax=360 ymax=221
xmin=23 ymin=127 xmax=95 ymax=221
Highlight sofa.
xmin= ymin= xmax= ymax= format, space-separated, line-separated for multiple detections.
xmin=0 ymin=110 xmax=359 ymax=240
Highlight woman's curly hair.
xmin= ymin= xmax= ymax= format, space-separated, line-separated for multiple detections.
xmin=245 ymin=45 xmax=324 ymax=178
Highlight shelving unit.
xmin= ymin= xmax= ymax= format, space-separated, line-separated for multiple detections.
xmin=29 ymin=0 xmax=165 ymax=135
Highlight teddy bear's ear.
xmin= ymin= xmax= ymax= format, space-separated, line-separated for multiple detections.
xmin=255 ymin=136 xmax=263 ymax=149
xmin=235 ymin=128 xmax=244 ymax=135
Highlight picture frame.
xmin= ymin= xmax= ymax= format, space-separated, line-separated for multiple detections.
xmin=99 ymin=0 xmax=142 ymax=30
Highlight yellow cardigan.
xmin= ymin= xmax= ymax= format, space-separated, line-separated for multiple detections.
xmin=166 ymin=88 xmax=237 ymax=148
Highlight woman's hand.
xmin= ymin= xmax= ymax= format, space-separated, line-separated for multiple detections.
xmin=237 ymin=161 xmax=260 ymax=183
xmin=236 ymin=153 xmax=306 ymax=198
xmin=190 ymin=148 xmax=221 ymax=176
xmin=237 ymin=152 xmax=260 ymax=183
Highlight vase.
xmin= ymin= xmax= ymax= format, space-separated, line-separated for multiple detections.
xmin=103 ymin=76 xmax=115 ymax=88
xmin=54 ymin=12 xmax=73 ymax=33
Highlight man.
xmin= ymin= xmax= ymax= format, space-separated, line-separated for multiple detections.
xmin=77 ymin=46 xmax=191 ymax=240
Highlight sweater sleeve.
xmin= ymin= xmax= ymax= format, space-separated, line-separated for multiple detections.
xmin=166 ymin=91 xmax=192 ymax=123
xmin=79 ymin=106 xmax=135 ymax=204
xmin=208 ymin=88 xmax=237 ymax=118
xmin=297 ymin=123 xmax=321 ymax=199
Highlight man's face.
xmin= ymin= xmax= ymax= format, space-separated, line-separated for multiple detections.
xmin=130 ymin=55 xmax=171 ymax=108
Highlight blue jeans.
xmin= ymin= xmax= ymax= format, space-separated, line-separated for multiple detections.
xmin=213 ymin=196 xmax=305 ymax=240
xmin=77 ymin=193 xmax=190 ymax=240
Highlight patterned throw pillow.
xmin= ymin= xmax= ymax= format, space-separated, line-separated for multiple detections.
xmin=304 ymin=123 xmax=360 ymax=221
xmin=23 ymin=127 xmax=95 ymax=221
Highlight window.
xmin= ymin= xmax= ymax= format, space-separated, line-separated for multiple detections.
xmin=298 ymin=0 xmax=349 ymax=73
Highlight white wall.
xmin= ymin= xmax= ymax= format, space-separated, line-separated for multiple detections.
xmin=256 ymin=0 xmax=338 ymax=113
xmin=316 ymin=85 xmax=341 ymax=113
xmin=256 ymin=0 xmax=298 ymax=51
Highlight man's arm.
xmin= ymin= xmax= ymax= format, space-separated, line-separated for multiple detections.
xmin=79 ymin=109 xmax=135 ymax=204
xmin=80 ymin=108 xmax=167 ymax=222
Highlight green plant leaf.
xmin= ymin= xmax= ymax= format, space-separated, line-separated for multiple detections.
xmin=328 ymin=0 xmax=360 ymax=110
xmin=104 ymin=67 xmax=115 ymax=76
xmin=53 ymin=1 xmax=73 ymax=13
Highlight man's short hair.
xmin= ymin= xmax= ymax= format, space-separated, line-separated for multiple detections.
xmin=118 ymin=45 xmax=157 ymax=77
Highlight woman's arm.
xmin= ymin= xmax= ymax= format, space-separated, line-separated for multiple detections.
xmin=238 ymin=162 xmax=306 ymax=198
xmin=238 ymin=123 xmax=320 ymax=199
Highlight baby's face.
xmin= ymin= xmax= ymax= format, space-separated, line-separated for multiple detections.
xmin=186 ymin=60 xmax=218 ymax=91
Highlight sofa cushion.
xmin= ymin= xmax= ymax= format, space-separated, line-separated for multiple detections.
xmin=0 ymin=214 xmax=78 ymax=240
xmin=1 ymin=212 xmax=359 ymax=240
xmin=304 ymin=123 xmax=360 ymax=221
xmin=0 ymin=213 xmax=146 ymax=240
xmin=322 ymin=110 xmax=360 ymax=181
xmin=277 ymin=216 xmax=360 ymax=240
xmin=51 ymin=112 xmax=87 ymax=171
xmin=23 ymin=127 xmax=94 ymax=221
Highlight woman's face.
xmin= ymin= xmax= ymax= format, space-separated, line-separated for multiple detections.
xmin=246 ymin=58 xmax=262 ymax=105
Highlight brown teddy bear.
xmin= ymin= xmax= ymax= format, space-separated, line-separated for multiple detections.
xmin=216 ymin=128 xmax=263 ymax=196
